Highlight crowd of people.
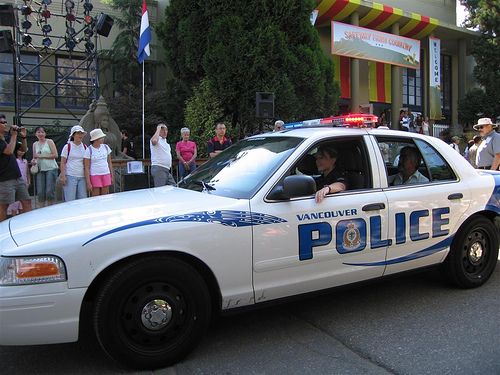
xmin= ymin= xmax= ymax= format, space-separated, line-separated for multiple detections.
xmin=1 ymin=112 xmax=498 ymax=220
xmin=0 ymin=116 xmax=235 ymax=220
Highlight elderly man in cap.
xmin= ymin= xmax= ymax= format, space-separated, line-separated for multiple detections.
xmin=474 ymin=118 xmax=500 ymax=170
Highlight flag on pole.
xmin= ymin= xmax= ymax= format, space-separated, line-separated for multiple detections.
xmin=137 ymin=0 xmax=151 ymax=64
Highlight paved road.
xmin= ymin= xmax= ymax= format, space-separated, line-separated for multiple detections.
xmin=2 ymin=261 xmax=500 ymax=375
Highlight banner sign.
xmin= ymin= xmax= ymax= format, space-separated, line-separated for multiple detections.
xmin=331 ymin=21 xmax=420 ymax=69
xmin=429 ymin=37 xmax=442 ymax=120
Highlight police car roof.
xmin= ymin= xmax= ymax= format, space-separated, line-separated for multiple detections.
xmin=255 ymin=126 xmax=407 ymax=139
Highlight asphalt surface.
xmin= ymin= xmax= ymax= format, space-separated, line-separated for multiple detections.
xmin=2 ymin=260 xmax=500 ymax=375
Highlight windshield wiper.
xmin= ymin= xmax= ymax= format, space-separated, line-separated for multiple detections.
xmin=192 ymin=180 xmax=216 ymax=191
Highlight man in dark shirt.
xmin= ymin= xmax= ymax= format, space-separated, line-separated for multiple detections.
xmin=0 ymin=114 xmax=31 ymax=221
xmin=121 ymin=129 xmax=136 ymax=159
xmin=207 ymin=122 xmax=232 ymax=158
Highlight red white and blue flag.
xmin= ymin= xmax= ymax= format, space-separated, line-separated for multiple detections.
xmin=137 ymin=0 xmax=151 ymax=64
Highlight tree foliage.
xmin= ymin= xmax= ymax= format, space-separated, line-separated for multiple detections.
xmin=461 ymin=0 xmax=500 ymax=117
xmin=157 ymin=0 xmax=339 ymax=138
xmin=100 ymin=0 xmax=142 ymax=94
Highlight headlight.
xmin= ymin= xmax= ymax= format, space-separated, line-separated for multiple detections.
xmin=0 ymin=256 xmax=67 ymax=286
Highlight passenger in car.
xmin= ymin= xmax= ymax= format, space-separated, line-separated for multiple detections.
xmin=314 ymin=145 xmax=346 ymax=203
xmin=390 ymin=146 xmax=429 ymax=185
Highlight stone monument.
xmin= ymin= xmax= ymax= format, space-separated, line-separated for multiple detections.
xmin=79 ymin=96 xmax=133 ymax=160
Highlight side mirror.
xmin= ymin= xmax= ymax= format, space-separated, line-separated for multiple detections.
xmin=268 ymin=175 xmax=317 ymax=200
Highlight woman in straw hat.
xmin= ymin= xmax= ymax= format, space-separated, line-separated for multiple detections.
xmin=84 ymin=128 xmax=114 ymax=196
xmin=59 ymin=125 xmax=88 ymax=201
xmin=474 ymin=118 xmax=500 ymax=170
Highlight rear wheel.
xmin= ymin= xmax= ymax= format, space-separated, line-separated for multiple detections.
xmin=443 ymin=217 xmax=499 ymax=288
xmin=93 ymin=255 xmax=211 ymax=369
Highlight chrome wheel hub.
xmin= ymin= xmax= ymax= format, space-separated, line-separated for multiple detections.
xmin=141 ymin=299 xmax=172 ymax=330
xmin=468 ymin=242 xmax=484 ymax=264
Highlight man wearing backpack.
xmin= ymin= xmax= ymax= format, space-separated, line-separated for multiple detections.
xmin=59 ymin=125 xmax=88 ymax=201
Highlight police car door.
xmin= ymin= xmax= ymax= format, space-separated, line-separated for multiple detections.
xmin=251 ymin=136 xmax=389 ymax=301
xmin=374 ymin=135 xmax=471 ymax=275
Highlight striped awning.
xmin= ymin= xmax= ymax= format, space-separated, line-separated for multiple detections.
xmin=316 ymin=0 xmax=438 ymax=39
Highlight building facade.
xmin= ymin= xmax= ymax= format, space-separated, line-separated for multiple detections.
xmin=0 ymin=0 xmax=169 ymax=129
xmin=314 ymin=0 xmax=478 ymax=132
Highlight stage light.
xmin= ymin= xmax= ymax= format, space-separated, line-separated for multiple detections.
xmin=85 ymin=41 xmax=94 ymax=53
xmin=66 ymin=37 xmax=76 ymax=51
xmin=42 ymin=24 xmax=52 ymax=34
xmin=42 ymin=37 xmax=52 ymax=47
xmin=84 ymin=27 xmax=93 ymax=37
xmin=21 ymin=20 xmax=32 ymax=30
xmin=22 ymin=34 xmax=32 ymax=45
xmin=83 ymin=2 xmax=93 ymax=12
xmin=21 ymin=5 xmax=32 ymax=16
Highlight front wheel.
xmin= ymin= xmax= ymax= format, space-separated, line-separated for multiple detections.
xmin=93 ymin=255 xmax=211 ymax=369
xmin=442 ymin=217 xmax=499 ymax=288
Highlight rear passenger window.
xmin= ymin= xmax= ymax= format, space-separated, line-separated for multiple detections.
xmin=415 ymin=139 xmax=456 ymax=182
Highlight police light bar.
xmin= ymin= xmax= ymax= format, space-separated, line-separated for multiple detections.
xmin=284 ymin=114 xmax=378 ymax=129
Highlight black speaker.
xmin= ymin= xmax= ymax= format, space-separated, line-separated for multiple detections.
xmin=0 ymin=29 xmax=12 ymax=52
xmin=0 ymin=4 xmax=15 ymax=27
xmin=96 ymin=13 xmax=114 ymax=37
xmin=256 ymin=92 xmax=274 ymax=118
xmin=123 ymin=173 xmax=149 ymax=191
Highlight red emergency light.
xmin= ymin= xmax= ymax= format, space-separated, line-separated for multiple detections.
xmin=284 ymin=114 xmax=378 ymax=129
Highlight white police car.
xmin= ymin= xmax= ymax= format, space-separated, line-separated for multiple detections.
xmin=1 ymin=116 xmax=499 ymax=369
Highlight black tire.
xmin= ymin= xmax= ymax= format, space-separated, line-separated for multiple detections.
xmin=442 ymin=216 xmax=499 ymax=288
xmin=93 ymin=255 xmax=211 ymax=369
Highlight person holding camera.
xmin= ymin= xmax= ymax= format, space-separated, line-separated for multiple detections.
xmin=150 ymin=123 xmax=175 ymax=187
xmin=0 ymin=114 xmax=32 ymax=221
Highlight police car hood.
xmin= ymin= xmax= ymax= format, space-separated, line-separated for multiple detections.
xmin=8 ymin=186 xmax=246 ymax=247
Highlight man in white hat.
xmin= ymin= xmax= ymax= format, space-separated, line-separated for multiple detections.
xmin=474 ymin=117 xmax=500 ymax=170
xmin=150 ymin=123 xmax=175 ymax=187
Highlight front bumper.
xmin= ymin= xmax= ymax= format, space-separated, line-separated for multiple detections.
xmin=0 ymin=282 xmax=86 ymax=345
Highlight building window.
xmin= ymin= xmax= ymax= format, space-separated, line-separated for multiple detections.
xmin=55 ymin=56 xmax=95 ymax=109
xmin=441 ymin=55 xmax=451 ymax=113
xmin=0 ymin=53 xmax=40 ymax=107
xmin=402 ymin=66 xmax=422 ymax=109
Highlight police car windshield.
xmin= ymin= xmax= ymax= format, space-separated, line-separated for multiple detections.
xmin=178 ymin=136 xmax=304 ymax=199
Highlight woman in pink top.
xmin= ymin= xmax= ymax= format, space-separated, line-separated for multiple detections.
xmin=175 ymin=127 xmax=197 ymax=179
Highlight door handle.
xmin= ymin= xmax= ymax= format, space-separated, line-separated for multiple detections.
xmin=448 ymin=193 xmax=463 ymax=200
xmin=362 ymin=203 xmax=386 ymax=211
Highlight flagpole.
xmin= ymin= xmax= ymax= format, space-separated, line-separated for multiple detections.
xmin=142 ymin=61 xmax=145 ymax=160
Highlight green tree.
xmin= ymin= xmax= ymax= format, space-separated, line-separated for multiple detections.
xmin=461 ymin=0 xmax=500 ymax=117
xmin=100 ymin=0 xmax=142 ymax=95
xmin=158 ymin=0 xmax=339 ymax=138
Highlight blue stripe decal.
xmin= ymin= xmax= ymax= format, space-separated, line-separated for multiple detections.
xmin=343 ymin=235 xmax=454 ymax=266
xmin=83 ymin=210 xmax=286 ymax=246
xmin=485 ymin=173 xmax=500 ymax=215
